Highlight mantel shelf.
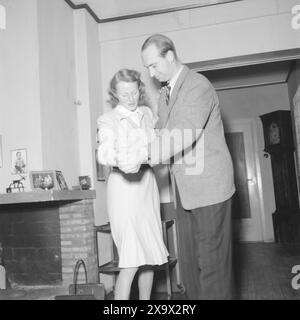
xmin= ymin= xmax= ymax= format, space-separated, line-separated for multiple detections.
xmin=0 ymin=189 xmax=96 ymax=205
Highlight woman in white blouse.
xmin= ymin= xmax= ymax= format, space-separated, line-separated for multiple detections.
xmin=97 ymin=69 xmax=168 ymax=300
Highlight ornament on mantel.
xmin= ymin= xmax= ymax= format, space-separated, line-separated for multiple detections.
xmin=6 ymin=175 xmax=26 ymax=193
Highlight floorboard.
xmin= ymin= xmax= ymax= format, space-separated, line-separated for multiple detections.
xmin=0 ymin=243 xmax=300 ymax=300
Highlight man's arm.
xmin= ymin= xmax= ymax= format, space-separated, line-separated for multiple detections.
xmin=149 ymin=79 xmax=216 ymax=165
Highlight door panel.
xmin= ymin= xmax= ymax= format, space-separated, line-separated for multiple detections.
xmin=225 ymin=119 xmax=263 ymax=241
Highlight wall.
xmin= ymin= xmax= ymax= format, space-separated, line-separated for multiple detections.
xmin=0 ymin=0 xmax=80 ymax=191
xmin=37 ymin=0 xmax=79 ymax=187
xmin=73 ymin=9 xmax=111 ymax=289
xmin=218 ymin=83 xmax=291 ymax=241
xmin=0 ymin=0 xmax=42 ymax=192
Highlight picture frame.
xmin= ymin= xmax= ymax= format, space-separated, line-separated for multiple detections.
xmin=55 ymin=170 xmax=68 ymax=190
xmin=29 ymin=170 xmax=69 ymax=191
xmin=11 ymin=148 xmax=27 ymax=174
xmin=79 ymin=175 xmax=91 ymax=190
xmin=29 ymin=170 xmax=59 ymax=191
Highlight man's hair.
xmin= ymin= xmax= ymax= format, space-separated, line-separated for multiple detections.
xmin=141 ymin=34 xmax=178 ymax=60
xmin=107 ymin=68 xmax=147 ymax=108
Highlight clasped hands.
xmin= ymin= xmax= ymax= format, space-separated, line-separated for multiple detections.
xmin=116 ymin=144 xmax=148 ymax=174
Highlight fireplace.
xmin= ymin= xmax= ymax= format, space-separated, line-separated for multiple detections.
xmin=0 ymin=190 xmax=97 ymax=287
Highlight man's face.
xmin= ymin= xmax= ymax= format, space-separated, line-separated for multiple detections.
xmin=142 ymin=44 xmax=174 ymax=82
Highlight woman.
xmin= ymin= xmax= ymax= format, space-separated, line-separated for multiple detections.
xmin=97 ymin=69 xmax=168 ymax=300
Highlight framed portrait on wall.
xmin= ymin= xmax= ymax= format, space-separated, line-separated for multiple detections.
xmin=11 ymin=148 xmax=27 ymax=174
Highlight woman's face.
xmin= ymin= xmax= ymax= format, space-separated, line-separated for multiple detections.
xmin=115 ymin=81 xmax=140 ymax=111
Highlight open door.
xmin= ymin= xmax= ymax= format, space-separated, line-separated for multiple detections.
xmin=225 ymin=119 xmax=264 ymax=241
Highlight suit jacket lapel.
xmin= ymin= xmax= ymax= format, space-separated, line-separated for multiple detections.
xmin=161 ymin=66 xmax=190 ymax=128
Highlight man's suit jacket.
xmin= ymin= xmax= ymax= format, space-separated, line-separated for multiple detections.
xmin=149 ymin=66 xmax=235 ymax=210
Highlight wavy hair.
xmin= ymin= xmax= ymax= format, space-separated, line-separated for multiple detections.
xmin=107 ymin=69 xmax=148 ymax=108
xmin=141 ymin=34 xmax=178 ymax=60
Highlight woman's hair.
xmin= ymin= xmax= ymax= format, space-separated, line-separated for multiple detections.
xmin=141 ymin=34 xmax=178 ymax=60
xmin=107 ymin=69 xmax=147 ymax=108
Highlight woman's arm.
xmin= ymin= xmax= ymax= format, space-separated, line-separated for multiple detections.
xmin=97 ymin=115 xmax=117 ymax=167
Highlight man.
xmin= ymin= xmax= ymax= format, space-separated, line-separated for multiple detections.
xmin=120 ymin=34 xmax=235 ymax=299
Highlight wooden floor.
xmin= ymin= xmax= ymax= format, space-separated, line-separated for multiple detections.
xmin=233 ymin=242 xmax=300 ymax=300
xmin=1 ymin=243 xmax=300 ymax=300
xmin=108 ymin=242 xmax=300 ymax=300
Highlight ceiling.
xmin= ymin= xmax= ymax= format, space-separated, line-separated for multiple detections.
xmin=68 ymin=0 xmax=240 ymax=22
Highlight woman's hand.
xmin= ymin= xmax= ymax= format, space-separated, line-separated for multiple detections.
xmin=117 ymin=151 xmax=141 ymax=174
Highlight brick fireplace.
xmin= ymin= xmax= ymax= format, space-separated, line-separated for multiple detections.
xmin=0 ymin=190 xmax=98 ymax=287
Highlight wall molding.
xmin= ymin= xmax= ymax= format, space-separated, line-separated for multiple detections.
xmin=188 ymin=49 xmax=300 ymax=72
xmin=64 ymin=0 xmax=242 ymax=24
xmin=190 ymin=49 xmax=300 ymax=91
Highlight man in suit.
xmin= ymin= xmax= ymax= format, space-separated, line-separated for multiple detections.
xmin=121 ymin=34 xmax=235 ymax=299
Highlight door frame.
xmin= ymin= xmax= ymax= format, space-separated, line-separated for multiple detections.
xmin=188 ymin=48 xmax=300 ymax=72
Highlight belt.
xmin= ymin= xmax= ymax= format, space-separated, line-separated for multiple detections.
xmin=112 ymin=164 xmax=150 ymax=173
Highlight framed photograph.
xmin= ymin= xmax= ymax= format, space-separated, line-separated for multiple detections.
xmin=95 ymin=149 xmax=105 ymax=181
xmin=11 ymin=148 xmax=27 ymax=174
xmin=79 ymin=175 xmax=91 ymax=190
xmin=0 ymin=135 xmax=2 ymax=168
xmin=55 ymin=170 xmax=68 ymax=190
xmin=29 ymin=170 xmax=59 ymax=191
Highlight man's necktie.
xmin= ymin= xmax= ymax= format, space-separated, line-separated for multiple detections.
xmin=156 ymin=82 xmax=171 ymax=129
xmin=160 ymin=81 xmax=171 ymax=105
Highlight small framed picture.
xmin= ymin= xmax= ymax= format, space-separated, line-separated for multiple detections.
xmin=29 ymin=170 xmax=58 ymax=191
xmin=79 ymin=175 xmax=91 ymax=190
xmin=11 ymin=149 xmax=27 ymax=174
xmin=55 ymin=170 xmax=68 ymax=190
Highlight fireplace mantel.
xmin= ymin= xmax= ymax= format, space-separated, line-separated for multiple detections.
xmin=0 ymin=190 xmax=96 ymax=205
